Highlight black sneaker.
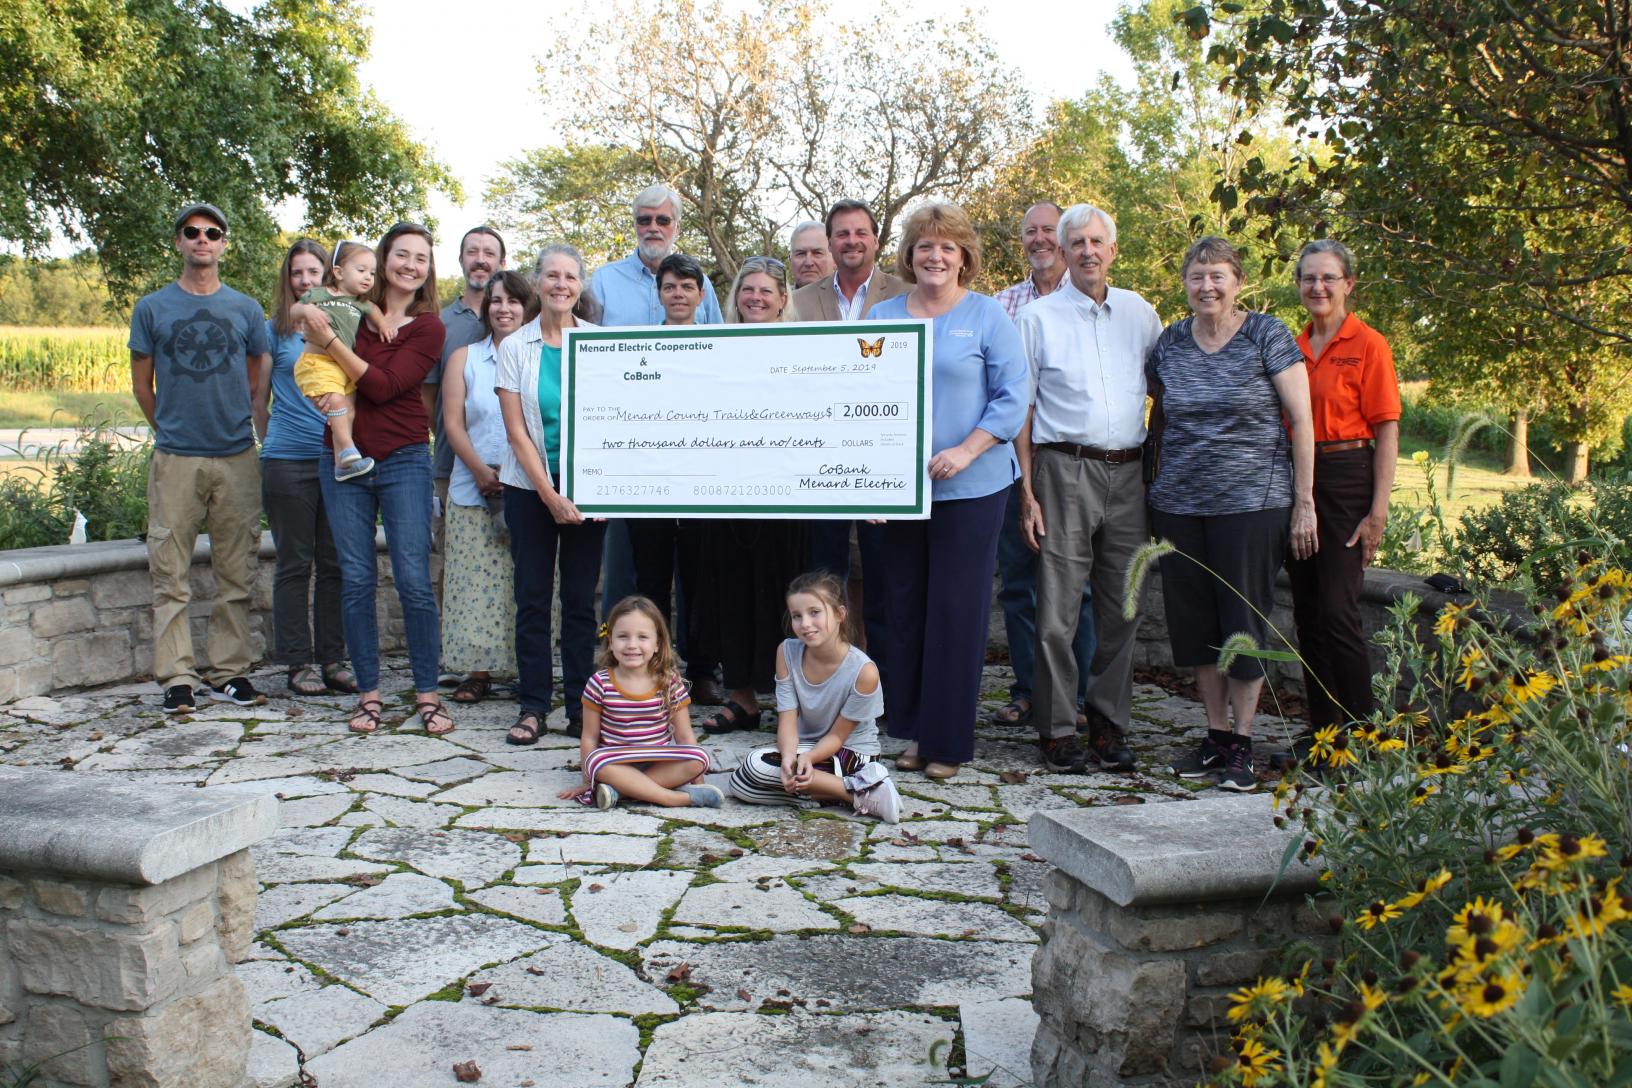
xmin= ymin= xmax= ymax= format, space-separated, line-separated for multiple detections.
xmin=564 ymin=718 xmax=583 ymax=739
xmin=1039 ymin=735 xmax=1088 ymax=773
xmin=1086 ymin=723 xmax=1136 ymax=772
xmin=1170 ymin=733 xmax=1228 ymax=779
xmin=162 ymin=685 xmax=197 ymax=715
xmin=1217 ymin=740 xmax=1257 ymax=792
xmin=210 ymin=677 xmax=267 ymax=706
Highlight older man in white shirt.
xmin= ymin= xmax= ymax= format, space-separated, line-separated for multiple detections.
xmin=1016 ymin=203 xmax=1161 ymax=774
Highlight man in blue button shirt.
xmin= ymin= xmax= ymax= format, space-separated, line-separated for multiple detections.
xmin=586 ymin=187 xmax=725 ymax=704
xmin=587 ymin=185 xmax=724 ymax=326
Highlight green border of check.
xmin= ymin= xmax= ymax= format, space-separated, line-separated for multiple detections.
xmin=562 ymin=322 xmax=928 ymax=515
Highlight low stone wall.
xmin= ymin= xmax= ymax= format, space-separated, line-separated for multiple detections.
xmin=0 ymin=767 xmax=277 ymax=1087
xmin=1027 ymin=796 xmax=1329 ymax=1086
xmin=0 ymin=531 xmax=405 ymax=702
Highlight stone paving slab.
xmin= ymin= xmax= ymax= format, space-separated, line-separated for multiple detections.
xmin=304 ymin=1001 xmax=640 ymax=1088
xmin=633 ymin=1009 xmax=953 ymax=1087
xmin=3 ymin=659 xmax=1246 ymax=1086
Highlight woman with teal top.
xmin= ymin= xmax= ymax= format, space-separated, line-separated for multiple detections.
xmin=496 ymin=243 xmax=605 ymax=745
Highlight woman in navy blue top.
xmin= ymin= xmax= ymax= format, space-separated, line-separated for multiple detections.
xmin=870 ymin=203 xmax=1028 ymax=780
xmin=256 ymin=239 xmax=354 ymax=696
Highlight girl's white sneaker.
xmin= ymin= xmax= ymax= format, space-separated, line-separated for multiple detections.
xmin=851 ymin=777 xmax=901 ymax=823
xmin=594 ymin=782 xmax=620 ymax=810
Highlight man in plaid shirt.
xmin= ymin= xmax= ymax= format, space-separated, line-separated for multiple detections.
xmin=995 ymin=201 xmax=1070 ymax=319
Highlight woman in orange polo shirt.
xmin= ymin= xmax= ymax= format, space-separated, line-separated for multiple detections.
xmin=1287 ymin=239 xmax=1400 ymax=752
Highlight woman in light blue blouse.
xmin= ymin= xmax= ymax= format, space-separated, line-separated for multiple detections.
xmin=869 ymin=203 xmax=1028 ymax=780
xmin=256 ymin=238 xmax=354 ymax=697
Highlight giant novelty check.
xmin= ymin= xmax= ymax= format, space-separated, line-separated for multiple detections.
xmin=561 ymin=320 xmax=932 ymax=518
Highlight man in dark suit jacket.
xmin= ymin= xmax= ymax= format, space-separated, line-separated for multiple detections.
xmin=790 ymin=200 xmax=906 ymax=692
xmin=791 ymin=200 xmax=908 ymax=321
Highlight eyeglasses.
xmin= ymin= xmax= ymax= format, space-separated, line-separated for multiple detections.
xmin=181 ymin=225 xmax=224 ymax=241
xmin=635 ymin=214 xmax=675 ymax=227
xmin=1298 ymin=274 xmax=1347 ymax=287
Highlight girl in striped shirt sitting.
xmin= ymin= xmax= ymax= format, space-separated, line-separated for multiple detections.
xmin=558 ymin=596 xmax=724 ymax=810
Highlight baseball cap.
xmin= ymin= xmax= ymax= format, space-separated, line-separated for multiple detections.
xmin=173 ymin=203 xmax=228 ymax=234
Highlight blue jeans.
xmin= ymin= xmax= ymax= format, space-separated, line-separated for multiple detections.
xmin=320 ymin=444 xmax=440 ymax=693
xmin=996 ymin=483 xmax=1093 ymax=704
xmin=600 ymin=521 xmax=639 ymax=621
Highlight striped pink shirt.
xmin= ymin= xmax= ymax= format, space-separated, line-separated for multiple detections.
xmin=582 ymin=670 xmax=691 ymax=745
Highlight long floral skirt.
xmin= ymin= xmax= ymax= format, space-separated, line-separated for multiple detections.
xmin=441 ymin=500 xmax=517 ymax=674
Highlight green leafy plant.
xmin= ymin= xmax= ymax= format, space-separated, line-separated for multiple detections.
xmin=1201 ymin=548 xmax=1632 ymax=1087
xmin=0 ymin=420 xmax=151 ymax=550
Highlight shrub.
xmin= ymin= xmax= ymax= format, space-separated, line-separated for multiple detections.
xmin=1455 ymin=479 xmax=1632 ymax=592
xmin=0 ymin=423 xmax=150 ymax=550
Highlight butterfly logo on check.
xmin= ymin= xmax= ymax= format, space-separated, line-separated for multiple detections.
xmin=856 ymin=336 xmax=885 ymax=358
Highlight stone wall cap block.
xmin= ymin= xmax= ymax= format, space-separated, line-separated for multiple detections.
xmin=0 ymin=767 xmax=277 ymax=884
xmin=0 ymin=529 xmax=389 ymax=589
xmin=1028 ymin=795 xmax=1321 ymax=907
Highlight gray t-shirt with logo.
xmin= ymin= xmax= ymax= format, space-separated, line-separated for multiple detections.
xmin=129 ymin=282 xmax=269 ymax=457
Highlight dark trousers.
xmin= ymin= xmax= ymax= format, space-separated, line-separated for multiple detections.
xmin=1151 ymin=506 xmax=1290 ymax=682
xmin=691 ymin=520 xmax=809 ymax=691
xmin=261 ymin=457 xmax=346 ymax=667
xmin=809 ymin=519 xmax=889 ymax=687
xmin=1286 ymin=448 xmax=1378 ymax=729
xmin=883 ymin=488 xmax=1007 ymax=764
xmin=627 ymin=518 xmax=715 ymax=680
xmin=504 ymin=484 xmax=607 ymax=718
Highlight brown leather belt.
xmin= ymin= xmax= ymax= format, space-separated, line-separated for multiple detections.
xmin=1041 ymin=442 xmax=1143 ymax=464
xmin=1317 ymin=439 xmax=1372 ymax=454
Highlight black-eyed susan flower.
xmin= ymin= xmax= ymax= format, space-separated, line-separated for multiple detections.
xmin=1410 ymin=783 xmax=1439 ymax=807
xmin=1395 ymin=868 xmax=1453 ymax=908
xmin=1504 ymin=669 xmax=1558 ymax=705
xmin=1357 ymin=980 xmax=1388 ymax=1012
xmin=1533 ymin=832 xmax=1609 ymax=871
xmin=1434 ymin=602 xmax=1472 ymax=638
xmin=1446 ymin=898 xmax=1507 ymax=945
xmin=1225 ymin=976 xmax=1290 ymax=1023
xmin=1610 ymin=982 xmax=1632 ymax=1007
xmin=1461 ymin=970 xmax=1524 ymax=1017
xmin=1565 ymin=882 xmax=1631 ymax=940
xmin=1417 ymin=751 xmax=1470 ymax=778
xmin=1358 ymin=900 xmax=1403 ymax=929
xmin=1325 ymin=731 xmax=1360 ymax=769
xmin=1235 ymin=1038 xmax=1281 ymax=1086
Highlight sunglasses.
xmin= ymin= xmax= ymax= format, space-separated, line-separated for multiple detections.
xmin=635 ymin=214 xmax=675 ymax=227
xmin=741 ymin=256 xmax=787 ymax=281
xmin=181 ymin=225 xmax=224 ymax=241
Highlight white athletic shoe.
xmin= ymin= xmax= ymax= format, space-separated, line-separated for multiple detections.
xmin=594 ymin=783 xmax=620 ymax=810
xmin=681 ymin=783 xmax=724 ymax=808
xmin=851 ymin=776 xmax=901 ymax=823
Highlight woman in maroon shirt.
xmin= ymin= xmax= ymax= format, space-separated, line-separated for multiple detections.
xmin=305 ymin=223 xmax=451 ymax=735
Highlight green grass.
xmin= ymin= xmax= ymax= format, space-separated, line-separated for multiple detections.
xmin=0 ymin=389 xmax=144 ymax=428
xmin=1392 ymin=434 xmax=1533 ymax=523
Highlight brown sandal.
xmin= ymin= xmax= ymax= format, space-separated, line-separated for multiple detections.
xmin=348 ymin=698 xmax=384 ymax=734
xmin=451 ymin=675 xmax=491 ymax=703
xmin=413 ymin=699 xmax=455 ymax=736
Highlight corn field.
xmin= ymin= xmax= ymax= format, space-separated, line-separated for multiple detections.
xmin=0 ymin=326 xmax=127 ymax=392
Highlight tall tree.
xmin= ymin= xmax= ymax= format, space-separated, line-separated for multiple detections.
xmin=1210 ymin=0 xmax=1632 ymax=480
xmin=524 ymin=0 xmax=1031 ymax=277
xmin=971 ymin=0 xmax=1300 ymax=318
xmin=1 ymin=0 xmax=457 ymax=303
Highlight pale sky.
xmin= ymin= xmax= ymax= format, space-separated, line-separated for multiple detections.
xmin=348 ymin=0 xmax=1136 ymax=267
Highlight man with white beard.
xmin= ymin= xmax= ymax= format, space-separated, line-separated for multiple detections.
xmin=588 ymin=185 xmax=724 ymax=326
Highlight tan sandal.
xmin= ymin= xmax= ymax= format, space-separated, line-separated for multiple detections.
xmin=413 ymin=699 xmax=455 ymax=736
xmin=924 ymin=761 xmax=961 ymax=780
xmin=348 ymin=698 xmax=384 ymax=734
xmin=895 ymin=749 xmax=925 ymax=772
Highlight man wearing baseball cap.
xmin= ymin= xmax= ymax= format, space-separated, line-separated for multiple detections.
xmin=130 ymin=203 xmax=272 ymax=714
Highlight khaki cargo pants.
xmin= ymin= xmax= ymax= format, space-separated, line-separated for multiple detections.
xmin=146 ymin=448 xmax=261 ymax=690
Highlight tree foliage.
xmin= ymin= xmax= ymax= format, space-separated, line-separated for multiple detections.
xmin=1 ymin=0 xmax=457 ymax=303
xmin=1208 ymin=0 xmax=1632 ymax=478
xmin=511 ymin=0 xmax=1032 ymax=277
xmin=0 ymin=253 xmax=120 ymax=326
xmin=971 ymin=0 xmax=1300 ymax=318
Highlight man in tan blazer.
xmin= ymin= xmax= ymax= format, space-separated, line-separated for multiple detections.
xmin=792 ymin=199 xmax=905 ymax=698
xmin=791 ymin=199 xmax=907 ymax=322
